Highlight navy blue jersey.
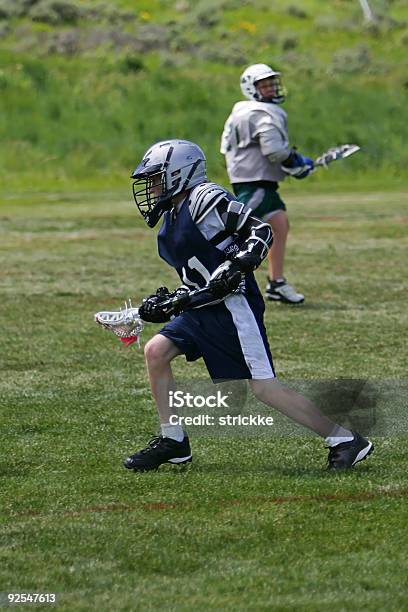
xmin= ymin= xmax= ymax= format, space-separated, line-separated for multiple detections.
xmin=157 ymin=181 xmax=275 ymax=380
xmin=158 ymin=191 xmax=261 ymax=299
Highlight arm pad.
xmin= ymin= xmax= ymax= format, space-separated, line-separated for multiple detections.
xmin=233 ymin=216 xmax=273 ymax=273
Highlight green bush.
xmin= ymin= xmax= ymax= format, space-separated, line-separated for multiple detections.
xmin=120 ymin=55 xmax=145 ymax=74
xmin=29 ymin=0 xmax=80 ymax=25
xmin=0 ymin=0 xmax=18 ymax=19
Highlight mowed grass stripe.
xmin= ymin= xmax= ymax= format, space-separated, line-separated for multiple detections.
xmin=8 ymin=485 xmax=408 ymax=522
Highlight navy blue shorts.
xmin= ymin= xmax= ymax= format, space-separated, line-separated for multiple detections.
xmin=159 ymin=293 xmax=275 ymax=381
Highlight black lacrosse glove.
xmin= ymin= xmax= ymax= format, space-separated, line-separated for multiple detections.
xmin=208 ymin=261 xmax=243 ymax=299
xmin=139 ymin=286 xmax=190 ymax=323
xmin=139 ymin=287 xmax=174 ymax=323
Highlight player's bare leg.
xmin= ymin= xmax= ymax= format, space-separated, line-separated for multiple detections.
xmin=265 ymin=211 xmax=304 ymax=303
xmin=267 ymin=210 xmax=288 ymax=280
xmin=250 ymin=378 xmax=340 ymax=437
xmin=144 ymin=334 xmax=181 ymax=424
xmin=249 ymin=378 xmax=373 ymax=468
xmin=124 ymin=334 xmax=192 ymax=471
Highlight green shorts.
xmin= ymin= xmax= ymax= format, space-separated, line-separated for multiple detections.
xmin=232 ymin=181 xmax=286 ymax=221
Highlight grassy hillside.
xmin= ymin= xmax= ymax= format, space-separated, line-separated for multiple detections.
xmin=0 ymin=0 xmax=407 ymax=190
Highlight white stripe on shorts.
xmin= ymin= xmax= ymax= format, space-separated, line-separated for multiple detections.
xmin=245 ymin=187 xmax=265 ymax=212
xmin=224 ymin=293 xmax=275 ymax=379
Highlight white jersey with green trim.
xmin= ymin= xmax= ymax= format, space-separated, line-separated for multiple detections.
xmin=220 ymin=100 xmax=291 ymax=183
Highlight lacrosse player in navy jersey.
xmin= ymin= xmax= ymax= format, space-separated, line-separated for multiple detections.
xmin=124 ymin=139 xmax=373 ymax=472
xmin=221 ymin=63 xmax=315 ymax=304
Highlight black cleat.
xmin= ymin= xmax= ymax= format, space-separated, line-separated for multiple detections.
xmin=327 ymin=432 xmax=374 ymax=470
xmin=124 ymin=435 xmax=192 ymax=472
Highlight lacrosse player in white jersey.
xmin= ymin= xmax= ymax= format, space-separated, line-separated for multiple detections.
xmin=221 ymin=63 xmax=314 ymax=304
xmin=121 ymin=139 xmax=373 ymax=472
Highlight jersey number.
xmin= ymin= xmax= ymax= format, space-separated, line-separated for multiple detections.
xmin=182 ymin=256 xmax=211 ymax=289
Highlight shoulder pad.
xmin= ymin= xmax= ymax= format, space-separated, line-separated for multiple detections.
xmin=234 ymin=100 xmax=287 ymax=120
xmin=189 ymin=182 xmax=233 ymax=224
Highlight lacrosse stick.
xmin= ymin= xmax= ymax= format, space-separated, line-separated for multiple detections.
xmin=314 ymin=144 xmax=360 ymax=170
xmin=94 ymin=286 xmax=218 ymax=347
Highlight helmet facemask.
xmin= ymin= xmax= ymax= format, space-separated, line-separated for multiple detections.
xmin=132 ymin=166 xmax=175 ymax=228
xmin=254 ymin=75 xmax=286 ymax=104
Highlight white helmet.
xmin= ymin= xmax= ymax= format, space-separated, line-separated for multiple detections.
xmin=240 ymin=63 xmax=285 ymax=104
xmin=131 ymin=139 xmax=207 ymax=227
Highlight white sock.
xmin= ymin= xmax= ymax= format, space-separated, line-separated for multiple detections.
xmin=161 ymin=423 xmax=185 ymax=442
xmin=325 ymin=426 xmax=354 ymax=447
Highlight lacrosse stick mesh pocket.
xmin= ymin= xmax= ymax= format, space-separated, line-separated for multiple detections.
xmin=94 ymin=305 xmax=144 ymax=342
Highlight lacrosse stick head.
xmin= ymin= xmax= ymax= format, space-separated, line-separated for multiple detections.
xmin=94 ymin=301 xmax=144 ymax=347
xmin=314 ymin=144 xmax=360 ymax=168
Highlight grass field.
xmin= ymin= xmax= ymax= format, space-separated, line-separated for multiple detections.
xmin=1 ymin=187 xmax=407 ymax=610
